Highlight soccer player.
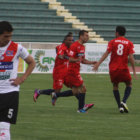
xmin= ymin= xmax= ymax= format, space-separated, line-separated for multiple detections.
xmin=52 ymin=30 xmax=97 ymax=113
xmin=93 ymin=26 xmax=137 ymax=113
xmin=0 ymin=21 xmax=35 ymax=140
xmin=33 ymin=32 xmax=73 ymax=99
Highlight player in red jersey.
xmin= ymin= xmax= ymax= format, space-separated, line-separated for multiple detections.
xmin=33 ymin=33 xmax=73 ymax=99
xmin=52 ymin=30 xmax=97 ymax=113
xmin=53 ymin=36 xmax=72 ymax=92
xmin=94 ymin=26 xmax=137 ymax=113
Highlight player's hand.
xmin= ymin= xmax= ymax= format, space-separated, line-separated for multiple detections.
xmin=10 ymin=76 xmax=26 ymax=86
xmin=92 ymin=61 xmax=97 ymax=65
xmin=93 ymin=62 xmax=100 ymax=71
xmin=133 ymin=72 xmax=138 ymax=80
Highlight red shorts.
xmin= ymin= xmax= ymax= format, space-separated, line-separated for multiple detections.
xmin=64 ymin=72 xmax=83 ymax=88
xmin=53 ymin=68 xmax=67 ymax=90
xmin=109 ymin=69 xmax=131 ymax=83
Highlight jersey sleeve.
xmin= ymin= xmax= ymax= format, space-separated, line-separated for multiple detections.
xmin=129 ymin=41 xmax=135 ymax=54
xmin=18 ymin=44 xmax=29 ymax=59
xmin=107 ymin=40 xmax=113 ymax=53
xmin=57 ymin=45 xmax=66 ymax=56
xmin=77 ymin=46 xmax=85 ymax=58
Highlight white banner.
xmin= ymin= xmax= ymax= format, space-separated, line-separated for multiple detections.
xmin=18 ymin=43 xmax=140 ymax=73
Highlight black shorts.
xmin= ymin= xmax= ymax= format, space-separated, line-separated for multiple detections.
xmin=0 ymin=91 xmax=19 ymax=124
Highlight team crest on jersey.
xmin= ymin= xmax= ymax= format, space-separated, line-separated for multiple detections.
xmin=6 ymin=50 xmax=14 ymax=56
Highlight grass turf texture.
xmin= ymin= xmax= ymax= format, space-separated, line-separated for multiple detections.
xmin=11 ymin=74 xmax=140 ymax=140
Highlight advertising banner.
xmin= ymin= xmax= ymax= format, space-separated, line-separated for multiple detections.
xmin=18 ymin=43 xmax=140 ymax=74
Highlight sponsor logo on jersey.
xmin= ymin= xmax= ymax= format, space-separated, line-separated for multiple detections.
xmin=0 ymin=62 xmax=13 ymax=70
xmin=0 ymin=71 xmax=11 ymax=80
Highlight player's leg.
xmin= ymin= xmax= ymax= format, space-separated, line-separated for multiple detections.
xmin=120 ymin=69 xmax=132 ymax=113
xmin=0 ymin=122 xmax=10 ymax=140
xmin=33 ymin=89 xmax=54 ymax=102
xmin=51 ymin=89 xmax=61 ymax=106
xmin=110 ymin=70 xmax=123 ymax=112
xmin=113 ymin=82 xmax=121 ymax=108
xmin=76 ymin=85 xmax=86 ymax=112
xmin=76 ymin=85 xmax=94 ymax=113
xmin=121 ymin=80 xmax=132 ymax=113
xmin=51 ymin=74 xmax=75 ymax=105
xmin=34 ymin=70 xmax=59 ymax=102
xmin=0 ymin=92 xmax=19 ymax=140
xmin=123 ymin=81 xmax=132 ymax=103
xmin=34 ymin=73 xmax=63 ymax=102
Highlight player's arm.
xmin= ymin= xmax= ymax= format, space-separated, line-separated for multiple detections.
xmin=93 ymin=50 xmax=109 ymax=71
xmin=10 ymin=55 xmax=35 ymax=86
xmin=57 ymin=47 xmax=67 ymax=59
xmin=129 ymin=54 xmax=138 ymax=79
xmin=68 ymin=48 xmax=81 ymax=62
xmin=69 ymin=57 xmax=80 ymax=62
xmin=82 ymin=58 xmax=97 ymax=65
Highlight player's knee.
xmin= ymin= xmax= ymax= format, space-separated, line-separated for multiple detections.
xmin=113 ymin=83 xmax=119 ymax=90
xmin=79 ymin=85 xmax=86 ymax=93
xmin=82 ymin=86 xmax=86 ymax=93
xmin=72 ymin=88 xmax=78 ymax=95
xmin=125 ymin=81 xmax=132 ymax=87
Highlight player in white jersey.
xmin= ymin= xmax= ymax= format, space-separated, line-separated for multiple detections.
xmin=0 ymin=21 xmax=35 ymax=140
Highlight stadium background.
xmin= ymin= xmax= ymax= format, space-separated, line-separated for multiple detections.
xmin=1 ymin=0 xmax=140 ymax=139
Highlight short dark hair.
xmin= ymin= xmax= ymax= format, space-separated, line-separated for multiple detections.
xmin=116 ymin=26 xmax=126 ymax=36
xmin=79 ymin=30 xmax=88 ymax=38
xmin=63 ymin=32 xmax=73 ymax=43
xmin=0 ymin=21 xmax=13 ymax=34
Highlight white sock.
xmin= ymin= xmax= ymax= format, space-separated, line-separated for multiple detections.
xmin=0 ymin=122 xmax=10 ymax=140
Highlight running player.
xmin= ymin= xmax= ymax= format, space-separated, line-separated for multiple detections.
xmin=33 ymin=33 xmax=73 ymax=100
xmin=93 ymin=26 xmax=137 ymax=113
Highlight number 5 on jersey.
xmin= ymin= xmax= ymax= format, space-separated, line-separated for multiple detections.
xmin=8 ymin=108 xmax=14 ymax=119
xmin=117 ymin=44 xmax=124 ymax=55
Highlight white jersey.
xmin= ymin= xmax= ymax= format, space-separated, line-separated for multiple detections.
xmin=0 ymin=41 xmax=29 ymax=94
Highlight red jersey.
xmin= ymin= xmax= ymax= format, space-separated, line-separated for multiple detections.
xmin=68 ymin=41 xmax=85 ymax=72
xmin=54 ymin=43 xmax=69 ymax=70
xmin=107 ymin=36 xmax=135 ymax=71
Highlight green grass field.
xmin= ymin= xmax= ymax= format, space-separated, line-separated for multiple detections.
xmin=11 ymin=74 xmax=140 ymax=140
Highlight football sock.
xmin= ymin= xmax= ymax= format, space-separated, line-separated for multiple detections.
xmin=78 ymin=93 xmax=85 ymax=110
xmin=0 ymin=122 xmax=10 ymax=140
xmin=122 ymin=86 xmax=132 ymax=103
xmin=113 ymin=90 xmax=121 ymax=108
xmin=39 ymin=89 xmax=54 ymax=95
xmin=56 ymin=90 xmax=73 ymax=97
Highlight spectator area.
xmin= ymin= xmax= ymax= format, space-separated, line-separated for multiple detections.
xmin=57 ymin=0 xmax=140 ymax=44
xmin=0 ymin=0 xmax=140 ymax=43
xmin=0 ymin=0 xmax=80 ymax=42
